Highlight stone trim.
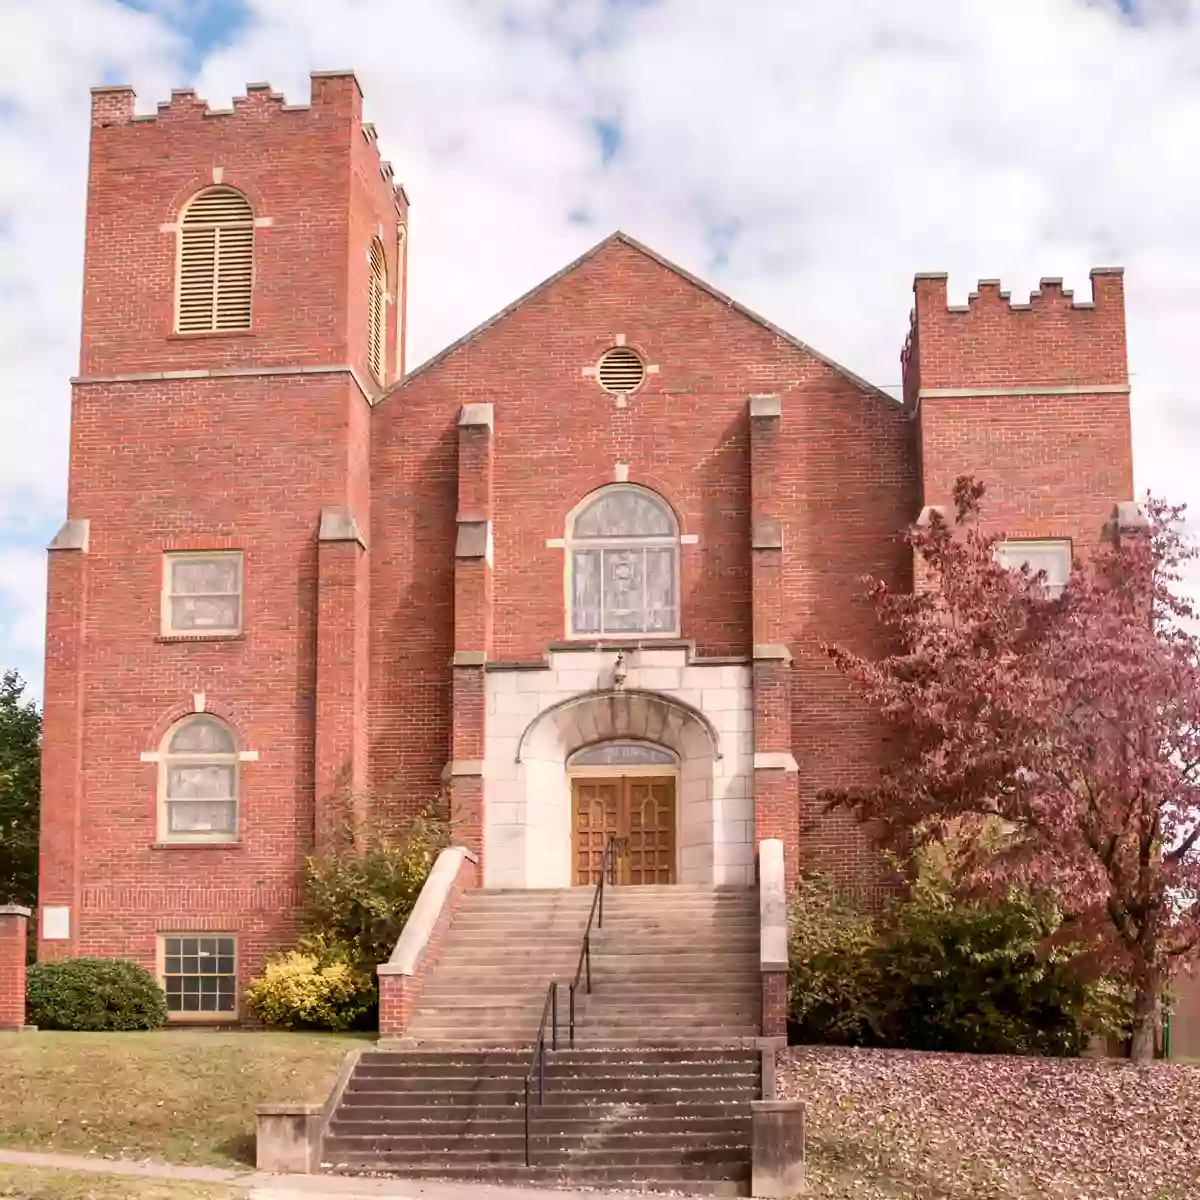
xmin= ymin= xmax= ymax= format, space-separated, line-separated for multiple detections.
xmin=380 ymin=847 xmax=478 ymax=977
xmin=754 ymin=752 xmax=799 ymax=772
xmin=451 ymin=650 xmax=487 ymax=666
xmin=753 ymin=644 xmax=793 ymax=664
xmin=48 ymin=519 xmax=90 ymax=553
xmin=455 ymin=519 xmax=490 ymax=559
xmin=441 ymin=760 xmax=484 ymax=779
xmin=918 ymin=383 xmax=1130 ymax=399
xmin=752 ymin=519 xmax=783 ymax=550
xmin=758 ymin=839 xmax=788 ymax=972
xmin=748 ymin=394 xmax=782 ymax=419
xmin=255 ymin=1104 xmax=323 ymax=1173
xmin=72 ymin=364 xmax=377 ymax=404
xmin=317 ymin=506 xmax=366 ymax=547
xmin=916 ymin=504 xmax=947 ymax=527
xmin=458 ymin=402 xmax=494 ymax=429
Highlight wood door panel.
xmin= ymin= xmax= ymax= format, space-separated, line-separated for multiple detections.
xmin=572 ymin=775 xmax=676 ymax=885
xmin=572 ymin=779 xmax=621 ymax=886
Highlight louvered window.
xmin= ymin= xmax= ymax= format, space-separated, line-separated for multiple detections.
xmin=176 ymin=187 xmax=254 ymax=333
xmin=368 ymin=239 xmax=386 ymax=381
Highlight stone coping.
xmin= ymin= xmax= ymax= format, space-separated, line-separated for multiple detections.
xmin=378 ymin=845 xmax=476 ymax=977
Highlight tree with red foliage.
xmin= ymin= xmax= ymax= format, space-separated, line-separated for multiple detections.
xmin=822 ymin=477 xmax=1200 ymax=1063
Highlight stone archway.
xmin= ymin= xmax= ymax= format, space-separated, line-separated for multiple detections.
xmin=483 ymin=689 xmax=720 ymax=888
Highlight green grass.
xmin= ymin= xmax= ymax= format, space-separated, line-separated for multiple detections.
xmin=0 ymin=1166 xmax=238 ymax=1199
xmin=0 ymin=1030 xmax=365 ymax=1168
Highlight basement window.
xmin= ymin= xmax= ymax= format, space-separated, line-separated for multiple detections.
xmin=160 ymin=934 xmax=237 ymax=1018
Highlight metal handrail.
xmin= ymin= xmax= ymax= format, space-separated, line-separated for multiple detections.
xmin=522 ymin=980 xmax=558 ymax=1167
xmin=568 ymin=834 xmax=623 ymax=1044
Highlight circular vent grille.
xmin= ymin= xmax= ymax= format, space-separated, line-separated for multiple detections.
xmin=596 ymin=346 xmax=646 ymax=394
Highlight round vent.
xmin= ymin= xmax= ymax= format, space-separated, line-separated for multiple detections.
xmin=596 ymin=346 xmax=646 ymax=394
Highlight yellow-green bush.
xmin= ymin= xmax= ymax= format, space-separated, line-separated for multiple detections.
xmin=244 ymin=951 xmax=373 ymax=1032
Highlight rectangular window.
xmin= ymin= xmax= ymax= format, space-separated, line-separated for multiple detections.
xmin=162 ymin=552 xmax=243 ymax=636
xmin=994 ymin=539 xmax=1072 ymax=598
xmin=571 ymin=548 xmax=678 ymax=635
xmin=160 ymin=934 xmax=237 ymax=1017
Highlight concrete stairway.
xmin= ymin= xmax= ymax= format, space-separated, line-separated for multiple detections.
xmin=322 ymin=1046 xmax=758 ymax=1195
xmin=403 ymin=884 xmax=760 ymax=1047
xmin=326 ymin=884 xmax=763 ymax=1194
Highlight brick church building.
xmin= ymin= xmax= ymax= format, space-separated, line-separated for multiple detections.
xmin=36 ymin=71 xmax=1135 ymax=1021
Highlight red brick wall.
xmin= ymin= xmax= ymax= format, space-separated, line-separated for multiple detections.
xmin=0 ymin=908 xmax=30 ymax=1030
xmin=906 ymin=271 xmax=1133 ymax=543
xmin=38 ymin=72 xmax=402 ymax=984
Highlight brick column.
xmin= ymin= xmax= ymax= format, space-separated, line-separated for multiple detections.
xmin=449 ymin=403 xmax=494 ymax=863
xmin=314 ymin=507 xmax=369 ymax=852
xmin=0 ymin=906 xmax=32 ymax=1030
xmin=748 ymin=396 xmax=799 ymax=883
xmin=38 ymin=518 xmax=89 ymax=961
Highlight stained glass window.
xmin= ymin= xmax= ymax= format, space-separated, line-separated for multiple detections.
xmin=568 ymin=487 xmax=679 ymax=636
xmin=994 ymin=539 xmax=1072 ymax=599
xmin=568 ymin=741 xmax=678 ymax=767
xmin=163 ymin=552 xmax=242 ymax=635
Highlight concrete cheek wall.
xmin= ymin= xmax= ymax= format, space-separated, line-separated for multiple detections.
xmin=482 ymin=648 xmax=754 ymax=887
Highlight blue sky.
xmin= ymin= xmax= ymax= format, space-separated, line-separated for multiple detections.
xmin=1 ymin=0 xmax=1199 ymax=701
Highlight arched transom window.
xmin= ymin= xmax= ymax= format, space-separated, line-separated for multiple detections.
xmin=176 ymin=186 xmax=254 ymax=333
xmin=159 ymin=715 xmax=239 ymax=843
xmin=567 ymin=486 xmax=679 ymax=636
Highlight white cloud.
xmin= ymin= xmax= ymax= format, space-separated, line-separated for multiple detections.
xmin=2 ymin=0 xmax=1200 ymax=688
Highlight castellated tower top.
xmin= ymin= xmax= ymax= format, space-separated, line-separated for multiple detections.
xmin=901 ymin=267 xmax=1127 ymax=406
xmin=79 ymin=71 xmax=408 ymax=387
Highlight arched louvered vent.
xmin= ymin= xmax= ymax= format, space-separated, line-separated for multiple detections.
xmin=176 ymin=187 xmax=254 ymax=333
xmin=596 ymin=346 xmax=646 ymax=394
xmin=368 ymin=239 xmax=386 ymax=382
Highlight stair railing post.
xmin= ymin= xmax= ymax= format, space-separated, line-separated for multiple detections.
xmin=551 ymin=983 xmax=559 ymax=1052
xmin=585 ymin=931 xmax=592 ymax=994
xmin=524 ymin=1076 xmax=530 ymax=1167
xmin=569 ymin=980 xmax=576 ymax=1045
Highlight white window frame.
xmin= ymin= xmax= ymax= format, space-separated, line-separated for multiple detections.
xmin=161 ymin=551 xmax=244 ymax=638
xmin=157 ymin=932 xmax=238 ymax=1022
xmin=157 ymin=715 xmax=240 ymax=845
xmin=564 ymin=484 xmax=681 ymax=640
xmin=994 ymin=538 xmax=1072 ymax=599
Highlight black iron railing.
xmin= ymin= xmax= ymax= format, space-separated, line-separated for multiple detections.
xmin=568 ymin=834 xmax=623 ymax=1044
xmin=522 ymin=979 xmax=558 ymax=1167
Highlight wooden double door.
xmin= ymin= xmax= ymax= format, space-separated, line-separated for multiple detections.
xmin=571 ymin=775 xmax=676 ymax=886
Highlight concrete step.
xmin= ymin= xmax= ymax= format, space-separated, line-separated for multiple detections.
xmin=353 ymin=1060 xmax=758 ymax=1081
xmin=324 ymin=1158 xmax=750 ymax=1195
xmin=342 ymin=1081 xmax=757 ymax=1102
xmin=323 ymin=1136 xmax=748 ymax=1161
xmin=331 ymin=1103 xmax=749 ymax=1122
xmin=361 ymin=1048 xmax=756 ymax=1066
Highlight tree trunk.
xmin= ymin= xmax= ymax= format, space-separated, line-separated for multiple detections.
xmin=1129 ymin=981 xmax=1159 ymax=1064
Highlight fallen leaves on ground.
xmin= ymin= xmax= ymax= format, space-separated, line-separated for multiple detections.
xmin=778 ymin=1046 xmax=1200 ymax=1200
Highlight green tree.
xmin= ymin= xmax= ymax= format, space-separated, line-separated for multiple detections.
xmin=0 ymin=670 xmax=41 ymax=906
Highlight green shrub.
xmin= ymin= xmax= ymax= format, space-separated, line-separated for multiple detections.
xmin=244 ymin=805 xmax=447 ymax=1031
xmin=26 ymin=957 xmax=168 ymax=1031
xmin=244 ymin=951 xmax=372 ymax=1031
xmin=787 ymin=848 xmax=1127 ymax=1056
xmin=787 ymin=872 xmax=884 ymax=1046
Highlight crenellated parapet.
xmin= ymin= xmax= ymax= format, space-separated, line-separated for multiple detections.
xmin=90 ymin=72 xmax=402 ymax=196
xmin=903 ymin=267 xmax=1127 ymax=399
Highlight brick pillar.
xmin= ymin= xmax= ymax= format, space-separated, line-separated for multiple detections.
xmin=748 ymin=396 xmax=799 ymax=884
xmin=38 ymin=519 xmax=90 ymax=961
xmin=449 ymin=403 xmax=494 ymax=863
xmin=0 ymin=906 xmax=32 ymax=1030
xmin=314 ymin=507 xmax=368 ymax=852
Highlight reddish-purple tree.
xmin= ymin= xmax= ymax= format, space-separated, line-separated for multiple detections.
xmin=822 ymin=477 xmax=1200 ymax=1062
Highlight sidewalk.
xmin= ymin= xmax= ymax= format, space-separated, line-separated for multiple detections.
xmin=0 ymin=1147 xmax=707 ymax=1199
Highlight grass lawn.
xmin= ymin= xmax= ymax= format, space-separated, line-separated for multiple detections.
xmin=0 ymin=1166 xmax=238 ymax=1199
xmin=0 ymin=1030 xmax=365 ymax=1168
xmin=781 ymin=1045 xmax=1200 ymax=1200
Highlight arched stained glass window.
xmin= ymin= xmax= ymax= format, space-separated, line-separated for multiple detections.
xmin=566 ymin=486 xmax=679 ymax=636
xmin=159 ymin=715 xmax=238 ymax=843
xmin=568 ymin=741 xmax=678 ymax=768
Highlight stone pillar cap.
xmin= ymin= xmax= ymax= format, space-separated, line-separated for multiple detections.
xmin=0 ymin=905 xmax=32 ymax=917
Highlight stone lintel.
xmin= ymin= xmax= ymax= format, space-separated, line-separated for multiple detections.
xmin=458 ymin=402 xmax=494 ymax=430
xmin=752 ymin=519 xmax=783 ymax=550
xmin=48 ymin=518 xmax=90 ymax=553
xmin=754 ymin=751 xmax=799 ymax=773
xmin=753 ymin=644 xmax=793 ymax=664
xmin=748 ymin=394 xmax=782 ymax=419
xmin=455 ymin=519 xmax=490 ymax=559
xmin=317 ymin=506 xmax=366 ymax=547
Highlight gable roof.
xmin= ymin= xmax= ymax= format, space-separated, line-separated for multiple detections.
xmin=381 ymin=230 xmax=896 ymax=407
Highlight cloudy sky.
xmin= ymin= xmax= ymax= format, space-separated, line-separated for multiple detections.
xmin=1 ymin=0 xmax=1197 ymax=698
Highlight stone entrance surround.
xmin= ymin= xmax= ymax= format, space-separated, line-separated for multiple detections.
xmin=482 ymin=646 xmax=754 ymax=887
